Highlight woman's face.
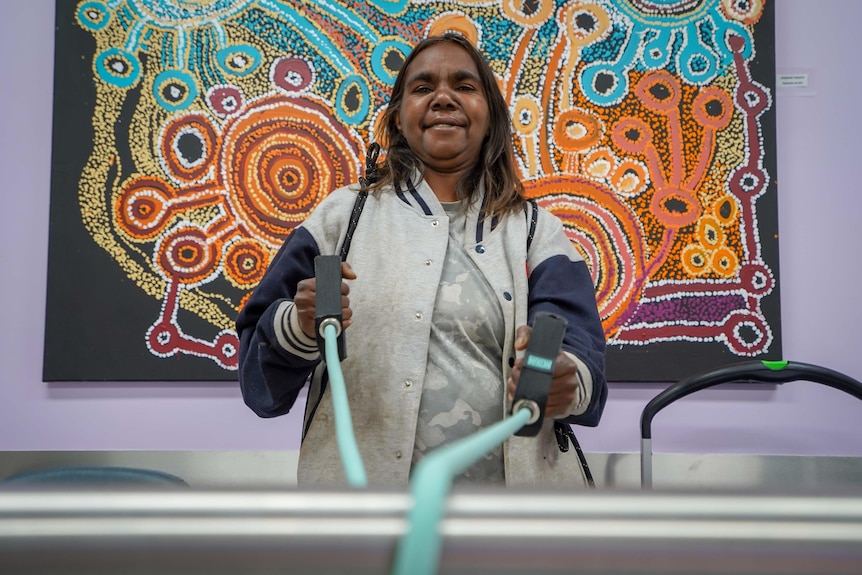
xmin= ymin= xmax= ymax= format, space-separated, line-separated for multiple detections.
xmin=395 ymin=42 xmax=490 ymax=177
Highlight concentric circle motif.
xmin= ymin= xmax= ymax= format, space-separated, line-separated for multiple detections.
xmin=697 ymin=215 xmax=724 ymax=248
xmin=271 ymin=57 xmax=315 ymax=95
xmin=214 ymin=331 xmax=239 ymax=366
xmin=554 ymin=109 xmax=603 ymax=152
xmin=94 ymin=48 xmax=141 ymax=88
xmin=370 ymin=39 xmax=411 ymax=84
xmin=681 ymin=243 xmax=711 ymax=276
xmin=335 ymin=74 xmax=371 ymax=125
xmin=612 ymin=117 xmax=653 ymax=154
xmin=583 ymin=148 xmax=616 ymax=179
xmin=525 ymin=176 xmax=645 ymax=337
xmin=635 ymin=70 xmax=681 ymax=112
xmin=216 ymin=44 xmax=262 ymax=77
xmin=147 ymin=320 xmax=180 ymax=357
xmin=563 ymin=3 xmax=611 ymax=47
xmin=738 ymin=261 xmax=774 ymax=297
xmin=610 ymin=160 xmax=649 ymax=197
xmin=650 ymin=186 xmax=700 ymax=228
xmin=206 ymin=85 xmax=245 ymax=118
xmin=692 ymin=86 xmax=733 ymax=129
xmin=160 ymin=113 xmax=219 ymax=183
xmin=115 ymin=176 xmax=176 ymax=240
xmin=720 ymin=0 xmax=764 ymax=24
xmin=581 ymin=66 xmax=626 ymax=105
xmin=722 ymin=310 xmax=772 ymax=356
xmin=712 ymin=195 xmax=739 ymax=225
xmin=223 ymin=237 xmax=271 ymax=288
xmin=153 ymin=70 xmax=199 ymax=112
xmin=221 ymin=95 xmax=360 ymax=246
xmin=155 ymin=224 xmax=220 ymax=287
xmin=711 ymin=246 xmax=739 ymax=277
xmin=513 ymin=96 xmax=542 ymax=135
xmin=76 ymin=1 xmax=110 ymax=31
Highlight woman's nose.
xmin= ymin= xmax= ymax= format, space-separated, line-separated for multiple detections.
xmin=430 ymin=86 xmax=457 ymax=108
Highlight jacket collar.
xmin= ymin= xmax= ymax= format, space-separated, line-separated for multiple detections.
xmin=394 ymin=174 xmax=494 ymax=245
xmin=395 ymin=172 xmax=486 ymax=216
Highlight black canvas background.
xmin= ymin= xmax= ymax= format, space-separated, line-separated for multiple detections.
xmin=43 ymin=1 xmax=779 ymax=383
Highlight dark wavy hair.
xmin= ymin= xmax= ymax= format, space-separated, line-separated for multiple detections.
xmin=364 ymin=33 xmax=526 ymax=219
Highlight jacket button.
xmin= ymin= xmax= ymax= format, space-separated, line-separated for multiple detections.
xmin=396 ymin=451 xmax=403 ymax=459
xmin=432 ymin=220 xmax=439 ymax=227
xmin=475 ymin=245 xmax=485 ymax=254
xmin=404 ymin=379 xmax=413 ymax=388
xmin=503 ymin=291 xmax=512 ymax=301
xmin=415 ymin=312 xmax=423 ymax=320
xmin=424 ymin=259 xmax=432 ymax=266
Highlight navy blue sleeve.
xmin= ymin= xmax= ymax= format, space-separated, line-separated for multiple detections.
xmin=528 ymin=255 xmax=607 ymax=427
xmin=236 ymin=227 xmax=322 ymax=418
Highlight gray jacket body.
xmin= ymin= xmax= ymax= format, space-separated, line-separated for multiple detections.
xmin=236 ymin=178 xmax=607 ymax=487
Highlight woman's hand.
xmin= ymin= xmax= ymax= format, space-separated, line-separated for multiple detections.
xmin=294 ymin=261 xmax=357 ymax=339
xmin=507 ymin=324 xmax=579 ymax=419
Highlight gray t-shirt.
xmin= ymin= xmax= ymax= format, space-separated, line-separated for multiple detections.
xmin=412 ymin=201 xmax=506 ymax=484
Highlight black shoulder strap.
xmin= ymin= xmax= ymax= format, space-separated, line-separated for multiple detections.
xmin=526 ymin=198 xmax=538 ymax=253
xmin=339 ymin=143 xmax=380 ymax=261
xmin=339 ymin=190 xmax=367 ymax=261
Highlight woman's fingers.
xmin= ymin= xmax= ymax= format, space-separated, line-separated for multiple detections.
xmin=295 ymin=278 xmax=317 ymax=338
xmin=341 ymin=261 xmax=357 ymax=280
xmin=508 ymin=346 xmax=579 ymax=419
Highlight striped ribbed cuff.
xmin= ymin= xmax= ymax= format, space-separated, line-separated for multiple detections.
xmin=563 ymin=351 xmax=593 ymax=416
xmin=273 ymin=300 xmax=320 ymax=361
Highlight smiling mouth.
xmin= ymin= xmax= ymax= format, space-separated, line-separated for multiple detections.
xmin=425 ymin=121 xmax=464 ymax=130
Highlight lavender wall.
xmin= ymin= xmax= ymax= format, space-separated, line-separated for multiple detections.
xmin=1 ymin=1 xmax=860 ymax=456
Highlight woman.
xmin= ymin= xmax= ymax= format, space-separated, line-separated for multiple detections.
xmin=236 ymin=33 xmax=607 ymax=487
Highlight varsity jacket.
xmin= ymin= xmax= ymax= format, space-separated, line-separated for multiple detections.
xmin=236 ymin=178 xmax=608 ymax=487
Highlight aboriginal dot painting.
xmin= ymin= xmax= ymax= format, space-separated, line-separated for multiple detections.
xmin=44 ymin=0 xmax=779 ymax=381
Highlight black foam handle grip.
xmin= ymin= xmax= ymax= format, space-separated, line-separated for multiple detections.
xmin=314 ymin=255 xmax=346 ymax=361
xmin=512 ymin=312 xmax=568 ymax=437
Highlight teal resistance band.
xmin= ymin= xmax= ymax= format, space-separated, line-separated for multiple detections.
xmin=392 ymin=311 xmax=566 ymax=574
xmin=391 ymin=405 xmax=534 ymax=575
xmin=322 ymin=323 xmax=367 ymax=488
